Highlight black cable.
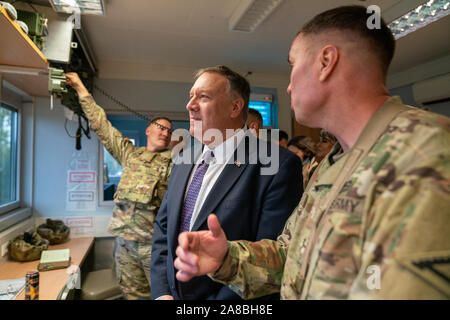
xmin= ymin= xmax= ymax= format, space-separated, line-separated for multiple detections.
xmin=76 ymin=115 xmax=82 ymax=150
xmin=93 ymin=84 xmax=151 ymax=122
xmin=64 ymin=118 xmax=80 ymax=138
xmin=80 ymin=113 xmax=91 ymax=139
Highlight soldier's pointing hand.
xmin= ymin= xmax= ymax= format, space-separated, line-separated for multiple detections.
xmin=174 ymin=214 xmax=229 ymax=282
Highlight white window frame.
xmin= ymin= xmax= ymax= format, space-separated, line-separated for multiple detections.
xmin=96 ymin=110 xmax=189 ymax=207
xmin=0 ymin=102 xmax=21 ymax=216
xmin=98 ymin=144 xmax=114 ymax=207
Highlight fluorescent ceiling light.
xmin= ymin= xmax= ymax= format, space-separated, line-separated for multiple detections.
xmin=49 ymin=0 xmax=105 ymax=16
xmin=229 ymin=0 xmax=284 ymax=32
xmin=388 ymin=0 xmax=450 ymax=40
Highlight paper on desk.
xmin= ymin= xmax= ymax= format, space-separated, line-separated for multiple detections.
xmin=40 ymin=249 xmax=70 ymax=264
xmin=0 ymin=278 xmax=25 ymax=300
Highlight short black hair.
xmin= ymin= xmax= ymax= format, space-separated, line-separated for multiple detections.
xmin=287 ymin=136 xmax=315 ymax=160
xmin=247 ymin=108 xmax=263 ymax=126
xmin=195 ymin=65 xmax=250 ymax=121
xmin=299 ymin=5 xmax=395 ymax=76
xmin=279 ymin=130 xmax=288 ymax=142
xmin=150 ymin=116 xmax=172 ymax=125
xmin=287 ymin=135 xmax=306 ymax=149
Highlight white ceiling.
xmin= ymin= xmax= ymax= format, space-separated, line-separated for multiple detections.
xmin=34 ymin=0 xmax=450 ymax=77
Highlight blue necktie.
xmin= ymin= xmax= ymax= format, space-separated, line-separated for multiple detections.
xmin=179 ymin=151 xmax=214 ymax=233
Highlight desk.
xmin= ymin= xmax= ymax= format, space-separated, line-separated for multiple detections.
xmin=0 ymin=237 xmax=94 ymax=300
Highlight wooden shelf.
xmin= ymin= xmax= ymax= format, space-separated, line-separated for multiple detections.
xmin=0 ymin=5 xmax=50 ymax=97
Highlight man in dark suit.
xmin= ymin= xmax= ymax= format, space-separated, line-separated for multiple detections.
xmin=150 ymin=65 xmax=303 ymax=300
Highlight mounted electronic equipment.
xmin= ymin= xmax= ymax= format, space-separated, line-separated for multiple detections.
xmin=48 ymin=67 xmax=67 ymax=94
xmin=48 ymin=29 xmax=96 ymax=151
xmin=12 ymin=1 xmax=75 ymax=64
xmin=16 ymin=9 xmax=48 ymax=50
xmin=9 ymin=1 xmax=147 ymax=150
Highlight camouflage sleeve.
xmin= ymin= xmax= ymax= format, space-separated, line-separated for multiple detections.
xmin=348 ymin=115 xmax=450 ymax=299
xmin=209 ymin=239 xmax=286 ymax=299
xmin=79 ymin=95 xmax=134 ymax=165
xmin=209 ymin=206 xmax=300 ymax=299
xmin=153 ymin=153 xmax=174 ymax=208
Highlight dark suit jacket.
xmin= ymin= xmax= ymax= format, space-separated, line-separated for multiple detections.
xmin=151 ymin=134 xmax=303 ymax=300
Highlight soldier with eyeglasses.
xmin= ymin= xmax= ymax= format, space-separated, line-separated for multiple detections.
xmin=66 ymin=73 xmax=173 ymax=299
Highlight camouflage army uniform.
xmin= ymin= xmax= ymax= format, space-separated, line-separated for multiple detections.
xmin=211 ymin=97 xmax=450 ymax=299
xmin=302 ymin=158 xmax=318 ymax=190
xmin=79 ymin=96 xmax=172 ymax=299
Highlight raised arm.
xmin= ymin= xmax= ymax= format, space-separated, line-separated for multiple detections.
xmin=66 ymin=72 xmax=134 ymax=165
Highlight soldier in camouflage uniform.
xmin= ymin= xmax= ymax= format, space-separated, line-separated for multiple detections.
xmin=173 ymin=6 xmax=450 ymax=299
xmin=66 ymin=73 xmax=173 ymax=299
xmin=303 ymin=130 xmax=337 ymax=189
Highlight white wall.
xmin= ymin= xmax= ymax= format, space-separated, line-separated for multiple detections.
xmin=32 ymin=97 xmax=112 ymax=236
xmin=98 ymin=60 xmax=292 ymax=132
xmin=93 ymin=78 xmax=191 ymax=116
xmin=33 ymin=97 xmax=102 ymax=216
xmin=387 ymin=53 xmax=450 ymax=118
xmin=387 ymin=54 xmax=450 ymax=90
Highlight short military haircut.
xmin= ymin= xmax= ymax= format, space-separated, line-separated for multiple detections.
xmin=150 ymin=116 xmax=172 ymax=125
xmin=299 ymin=5 xmax=396 ymax=76
xmin=195 ymin=65 xmax=250 ymax=121
xmin=248 ymin=108 xmax=263 ymax=127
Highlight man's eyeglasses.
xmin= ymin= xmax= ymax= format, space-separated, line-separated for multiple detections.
xmin=151 ymin=121 xmax=173 ymax=134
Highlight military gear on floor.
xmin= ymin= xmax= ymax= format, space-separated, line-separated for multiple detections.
xmin=9 ymin=232 xmax=49 ymax=262
xmin=37 ymin=219 xmax=70 ymax=244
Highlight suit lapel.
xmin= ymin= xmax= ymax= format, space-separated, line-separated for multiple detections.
xmin=191 ymin=136 xmax=253 ymax=231
xmin=191 ymin=162 xmax=248 ymax=231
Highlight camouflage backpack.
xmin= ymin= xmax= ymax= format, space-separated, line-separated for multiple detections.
xmin=37 ymin=219 xmax=70 ymax=245
xmin=9 ymin=232 xmax=49 ymax=262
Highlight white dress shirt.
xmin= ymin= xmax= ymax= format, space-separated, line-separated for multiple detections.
xmin=184 ymin=127 xmax=247 ymax=231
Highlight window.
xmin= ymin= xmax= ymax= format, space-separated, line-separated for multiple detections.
xmin=101 ymin=114 xmax=144 ymax=202
xmin=100 ymin=114 xmax=189 ymax=203
xmin=249 ymin=100 xmax=278 ymax=128
xmin=102 ymin=131 xmax=140 ymax=201
xmin=0 ymin=103 xmax=19 ymax=215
